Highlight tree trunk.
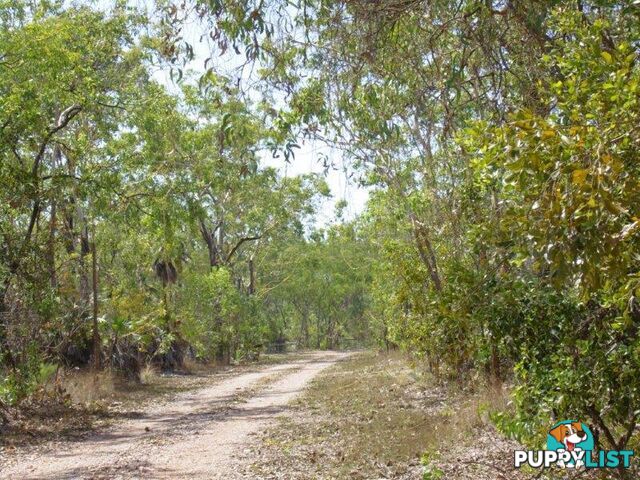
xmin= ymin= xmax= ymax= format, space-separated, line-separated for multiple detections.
xmin=91 ymin=229 xmax=100 ymax=370
xmin=163 ymin=286 xmax=171 ymax=331
xmin=217 ymin=215 xmax=225 ymax=263
xmin=215 ymin=341 xmax=228 ymax=365
xmin=0 ymin=397 xmax=10 ymax=425
xmin=199 ymin=220 xmax=219 ymax=268
xmin=327 ymin=316 xmax=335 ymax=350
xmin=383 ymin=321 xmax=389 ymax=352
xmin=78 ymin=221 xmax=91 ymax=307
xmin=0 ymin=280 xmax=17 ymax=371
xmin=316 ymin=315 xmax=321 ymax=349
xmin=248 ymin=258 xmax=255 ymax=295
xmin=300 ymin=310 xmax=309 ymax=348
xmin=491 ymin=343 xmax=501 ymax=383
xmin=410 ymin=214 xmax=442 ymax=292
xmin=47 ymin=200 xmax=58 ymax=289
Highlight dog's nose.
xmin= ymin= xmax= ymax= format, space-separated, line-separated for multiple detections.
xmin=577 ymin=431 xmax=586 ymax=438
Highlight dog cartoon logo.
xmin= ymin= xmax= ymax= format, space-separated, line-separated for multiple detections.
xmin=516 ymin=420 xmax=633 ymax=470
xmin=547 ymin=420 xmax=594 ymax=468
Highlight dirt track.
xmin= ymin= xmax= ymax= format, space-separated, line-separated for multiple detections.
xmin=0 ymin=351 xmax=348 ymax=479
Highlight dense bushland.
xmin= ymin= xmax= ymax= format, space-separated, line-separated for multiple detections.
xmin=0 ymin=3 xmax=371 ymax=411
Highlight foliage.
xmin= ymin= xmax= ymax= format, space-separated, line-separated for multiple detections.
xmin=421 ymin=450 xmax=444 ymax=480
xmin=182 ymin=0 xmax=640 ymax=455
xmin=461 ymin=6 xmax=640 ymax=449
xmin=0 ymin=1 xmax=362 ymax=406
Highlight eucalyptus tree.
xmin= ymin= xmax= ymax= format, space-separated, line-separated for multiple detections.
xmin=0 ymin=4 xmax=150 ymax=383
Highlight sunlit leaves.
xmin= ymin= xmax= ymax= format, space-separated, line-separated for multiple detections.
xmin=467 ymin=8 xmax=640 ymax=301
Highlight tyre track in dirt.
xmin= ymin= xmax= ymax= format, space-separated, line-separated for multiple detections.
xmin=0 ymin=351 xmax=348 ymax=479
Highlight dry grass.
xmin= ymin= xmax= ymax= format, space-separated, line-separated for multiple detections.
xmin=58 ymin=369 xmax=117 ymax=404
xmin=301 ymin=351 xmax=442 ymax=471
xmin=0 ymin=365 xmax=207 ymax=447
xmin=180 ymin=357 xmax=200 ymax=374
xmin=238 ymin=351 xmax=529 ymax=480
xmin=140 ymin=364 xmax=159 ymax=385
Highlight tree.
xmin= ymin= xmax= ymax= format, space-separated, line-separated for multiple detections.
xmin=0 ymin=4 xmax=148 ymax=386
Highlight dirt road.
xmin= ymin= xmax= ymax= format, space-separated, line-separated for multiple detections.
xmin=0 ymin=351 xmax=348 ymax=479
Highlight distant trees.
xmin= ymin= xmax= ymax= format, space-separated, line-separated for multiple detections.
xmin=259 ymin=223 xmax=372 ymax=350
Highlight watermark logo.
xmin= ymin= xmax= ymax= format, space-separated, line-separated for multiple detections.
xmin=547 ymin=420 xmax=593 ymax=468
xmin=514 ymin=419 xmax=634 ymax=470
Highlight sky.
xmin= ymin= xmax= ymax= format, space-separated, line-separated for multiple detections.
xmin=262 ymin=140 xmax=369 ymax=226
xmin=137 ymin=1 xmax=370 ymax=227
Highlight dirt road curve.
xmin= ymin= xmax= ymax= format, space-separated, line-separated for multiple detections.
xmin=0 ymin=351 xmax=348 ymax=479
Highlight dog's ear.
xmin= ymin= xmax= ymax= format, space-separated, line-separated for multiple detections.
xmin=572 ymin=422 xmax=585 ymax=435
xmin=549 ymin=424 xmax=567 ymax=443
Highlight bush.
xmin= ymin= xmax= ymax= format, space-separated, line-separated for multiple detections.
xmin=0 ymin=359 xmax=59 ymax=406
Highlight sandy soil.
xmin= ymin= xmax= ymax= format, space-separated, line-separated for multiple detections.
xmin=0 ymin=351 xmax=348 ymax=480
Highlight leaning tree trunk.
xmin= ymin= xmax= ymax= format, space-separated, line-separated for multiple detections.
xmin=410 ymin=214 xmax=442 ymax=292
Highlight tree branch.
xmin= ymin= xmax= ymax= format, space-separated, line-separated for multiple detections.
xmin=227 ymin=236 xmax=261 ymax=262
xmin=618 ymin=412 xmax=637 ymax=450
xmin=17 ymin=105 xmax=82 ymax=266
xmin=32 ymin=104 xmax=82 ymax=178
xmin=587 ymin=405 xmax=618 ymax=449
